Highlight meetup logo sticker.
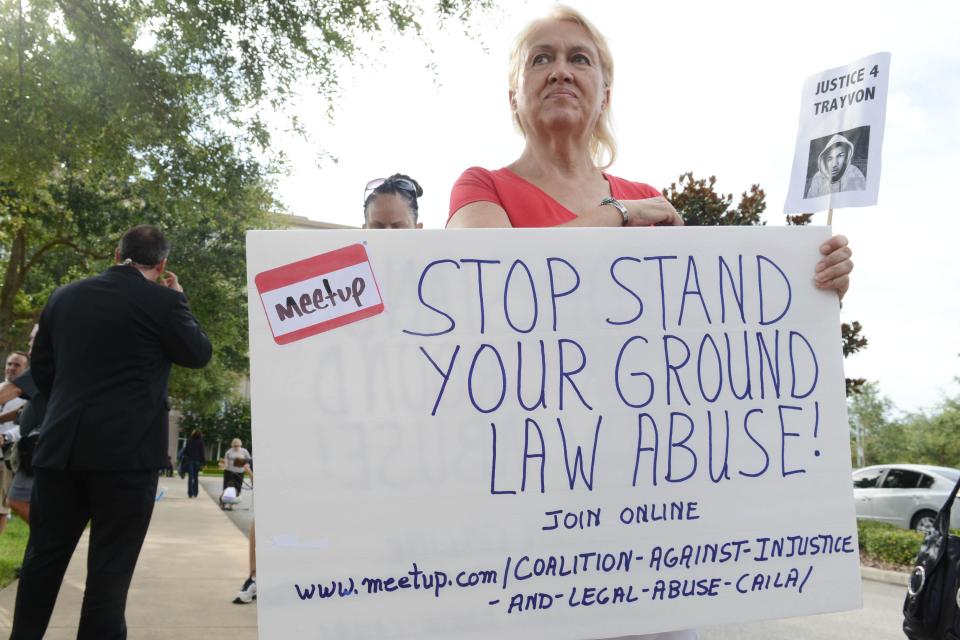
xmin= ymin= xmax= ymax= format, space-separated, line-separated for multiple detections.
xmin=254 ymin=244 xmax=384 ymax=345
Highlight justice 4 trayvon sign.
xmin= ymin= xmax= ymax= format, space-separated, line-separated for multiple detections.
xmin=246 ymin=227 xmax=861 ymax=639
xmin=784 ymin=52 xmax=891 ymax=214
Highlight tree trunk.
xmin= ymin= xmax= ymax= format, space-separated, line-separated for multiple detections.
xmin=0 ymin=228 xmax=26 ymax=351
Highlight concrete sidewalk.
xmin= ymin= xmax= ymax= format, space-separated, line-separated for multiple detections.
xmin=0 ymin=476 xmax=257 ymax=639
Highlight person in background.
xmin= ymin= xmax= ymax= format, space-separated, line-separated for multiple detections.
xmin=0 ymin=326 xmax=43 ymax=527
xmin=0 ymin=351 xmax=29 ymax=535
xmin=182 ymin=429 xmax=206 ymax=498
xmin=221 ymin=437 xmax=251 ymax=507
xmin=11 ymin=224 xmax=212 ymax=639
xmin=362 ymin=174 xmax=424 ymax=229
xmin=233 ymin=172 xmax=426 ymax=605
xmin=447 ymin=6 xmax=853 ymax=639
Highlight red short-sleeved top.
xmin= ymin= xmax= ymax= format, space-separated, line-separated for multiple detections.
xmin=447 ymin=166 xmax=661 ymax=228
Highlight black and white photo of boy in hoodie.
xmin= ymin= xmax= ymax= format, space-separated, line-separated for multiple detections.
xmin=805 ymin=132 xmax=867 ymax=197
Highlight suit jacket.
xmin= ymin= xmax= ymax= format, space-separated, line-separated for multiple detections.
xmin=31 ymin=265 xmax=212 ymax=470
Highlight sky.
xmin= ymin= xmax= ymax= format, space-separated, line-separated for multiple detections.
xmin=267 ymin=0 xmax=960 ymax=415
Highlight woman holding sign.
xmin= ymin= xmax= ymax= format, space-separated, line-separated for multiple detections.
xmin=446 ymin=6 xmax=853 ymax=640
xmin=446 ymin=6 xmax=853 ymax=300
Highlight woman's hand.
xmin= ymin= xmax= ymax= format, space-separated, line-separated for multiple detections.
xmin=623 ymin=197 xmax=684 ymax=227
xmin=815 ymin=234 xmax=853 ymax=300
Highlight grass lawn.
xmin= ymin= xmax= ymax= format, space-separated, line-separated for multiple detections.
xmin=0 ymin=516 xmax=29 ymax=589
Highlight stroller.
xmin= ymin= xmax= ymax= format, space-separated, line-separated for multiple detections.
xmin=219 ymin=485 xmax=241 ymax=510
xmin=219 ymin=457 xmax=252 ymax=510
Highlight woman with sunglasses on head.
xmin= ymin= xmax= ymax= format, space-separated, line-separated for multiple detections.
xmin=363 ymin=174 xmax=424 ymax=229
xmin=231 ymin=176 xmax=423 ymax=606
xmin=446 ymin=6 xmax=853 ymax=640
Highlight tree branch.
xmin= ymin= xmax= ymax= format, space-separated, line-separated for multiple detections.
xmin=21 ymin=238 xmax=111 ymax=285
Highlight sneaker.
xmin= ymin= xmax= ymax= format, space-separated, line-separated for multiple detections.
xmin=233 ymin=576 xmax=256 ymax=604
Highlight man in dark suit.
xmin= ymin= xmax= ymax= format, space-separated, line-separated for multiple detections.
xmin=11 ymin=224 xmax=212 ymax=639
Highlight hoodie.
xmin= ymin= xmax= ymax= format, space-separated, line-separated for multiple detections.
xmin=805 ymin=133 xmax=867 ymax=198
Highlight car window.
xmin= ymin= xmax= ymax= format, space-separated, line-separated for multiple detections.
xmin=853 ymin=469 xmax=884 ymax=488
xmin=918 ymin=474 xmax=935 ymax=489
xmin=881 ymin=469 xmax=922 ymax=489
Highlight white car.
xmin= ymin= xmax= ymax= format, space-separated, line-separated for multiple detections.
xmin=852 ymin=464 xmax=960 ymax=534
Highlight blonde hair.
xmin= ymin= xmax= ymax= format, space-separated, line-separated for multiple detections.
xmin=507 ymin=5 xmax=617 ymax=169
xmin=231 ymin=438 xmax=242 ymax=448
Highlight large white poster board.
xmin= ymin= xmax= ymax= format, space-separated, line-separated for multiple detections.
xmin=784 ymin=52 xmax=891 ymax=214
xmin=246 ymin=227 xmax=861 ymax=639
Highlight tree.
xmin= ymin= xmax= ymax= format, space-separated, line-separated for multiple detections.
xmin=662 ymin=172 xmax=766 ymax=227
xmin=897 ymin=393 xmax=960 ymax=468
xmin=179 ymin=397 xmax=252 ymax=460
xmin=0 ymin=0 xmax=492 ymax=409
xmin=841 ymin=321 xmax=868 ymax=396
xmin=663 ymin=171 xmax=867 ymax=396
xmin=847 ymin=381 xmax=900 ymax=466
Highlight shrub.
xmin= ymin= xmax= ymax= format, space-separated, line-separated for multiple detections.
xmin=856 ymin=520 xmax=960 ymax=568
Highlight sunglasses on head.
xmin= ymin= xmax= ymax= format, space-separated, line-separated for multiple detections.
xmin=363 ymin=177 xmax=418 ymax=203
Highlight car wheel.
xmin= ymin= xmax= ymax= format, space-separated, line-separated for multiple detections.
xmin=912 ymin=510 xmax=938 ymax=535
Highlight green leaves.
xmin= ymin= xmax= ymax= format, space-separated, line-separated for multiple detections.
xmin=849 ymin=380 xmax=960 ymax=468
xmin=178 ymin=396 xmax=252 ymax=452
xmin=0 ymin=0 xmax=492 ymax=411
xmin=858 ymin=521 xmax=923 ymax=569
xmin=662 ymin=172 xmax=766 ymax=227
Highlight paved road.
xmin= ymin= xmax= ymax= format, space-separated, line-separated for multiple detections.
xmin=700 ymin=578 xmax=906 ymax=639
xmin=201 ymin=475 xmax=255 ymax=536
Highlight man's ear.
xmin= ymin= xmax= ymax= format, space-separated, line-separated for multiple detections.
xmin=509 ymin=89 xmax=517 ymax=111
xmin=157 ymin=257 xmax=168 ymax=273
xmin=114 ymin=248 xmax=121 ymax=264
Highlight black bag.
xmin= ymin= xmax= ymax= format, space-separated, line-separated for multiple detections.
xmin=15 ymin=431 xmax=40 ymax=477
xmin=903 ymin=473 xmax=960 ymax=639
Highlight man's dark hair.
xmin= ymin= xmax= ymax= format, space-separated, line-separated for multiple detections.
xmin=118 ymin=225 xmax=170 ymax=267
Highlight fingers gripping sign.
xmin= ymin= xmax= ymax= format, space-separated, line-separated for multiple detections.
xmin=815 ymin=235 xmax=853 ymax=300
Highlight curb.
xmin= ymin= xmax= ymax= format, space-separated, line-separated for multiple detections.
xmin=861 ymin=565 xmax=909 ymax=587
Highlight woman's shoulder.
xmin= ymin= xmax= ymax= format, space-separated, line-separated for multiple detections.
xmin=605 ymin=173 xmax=661 ymax=199
xmin=452 ymin=166 xmax=513 ymax=190
xmin=449 ymin=167 xmax=512 ymax=220
xmin=458 ymin=166 xmax=493 ymax=178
